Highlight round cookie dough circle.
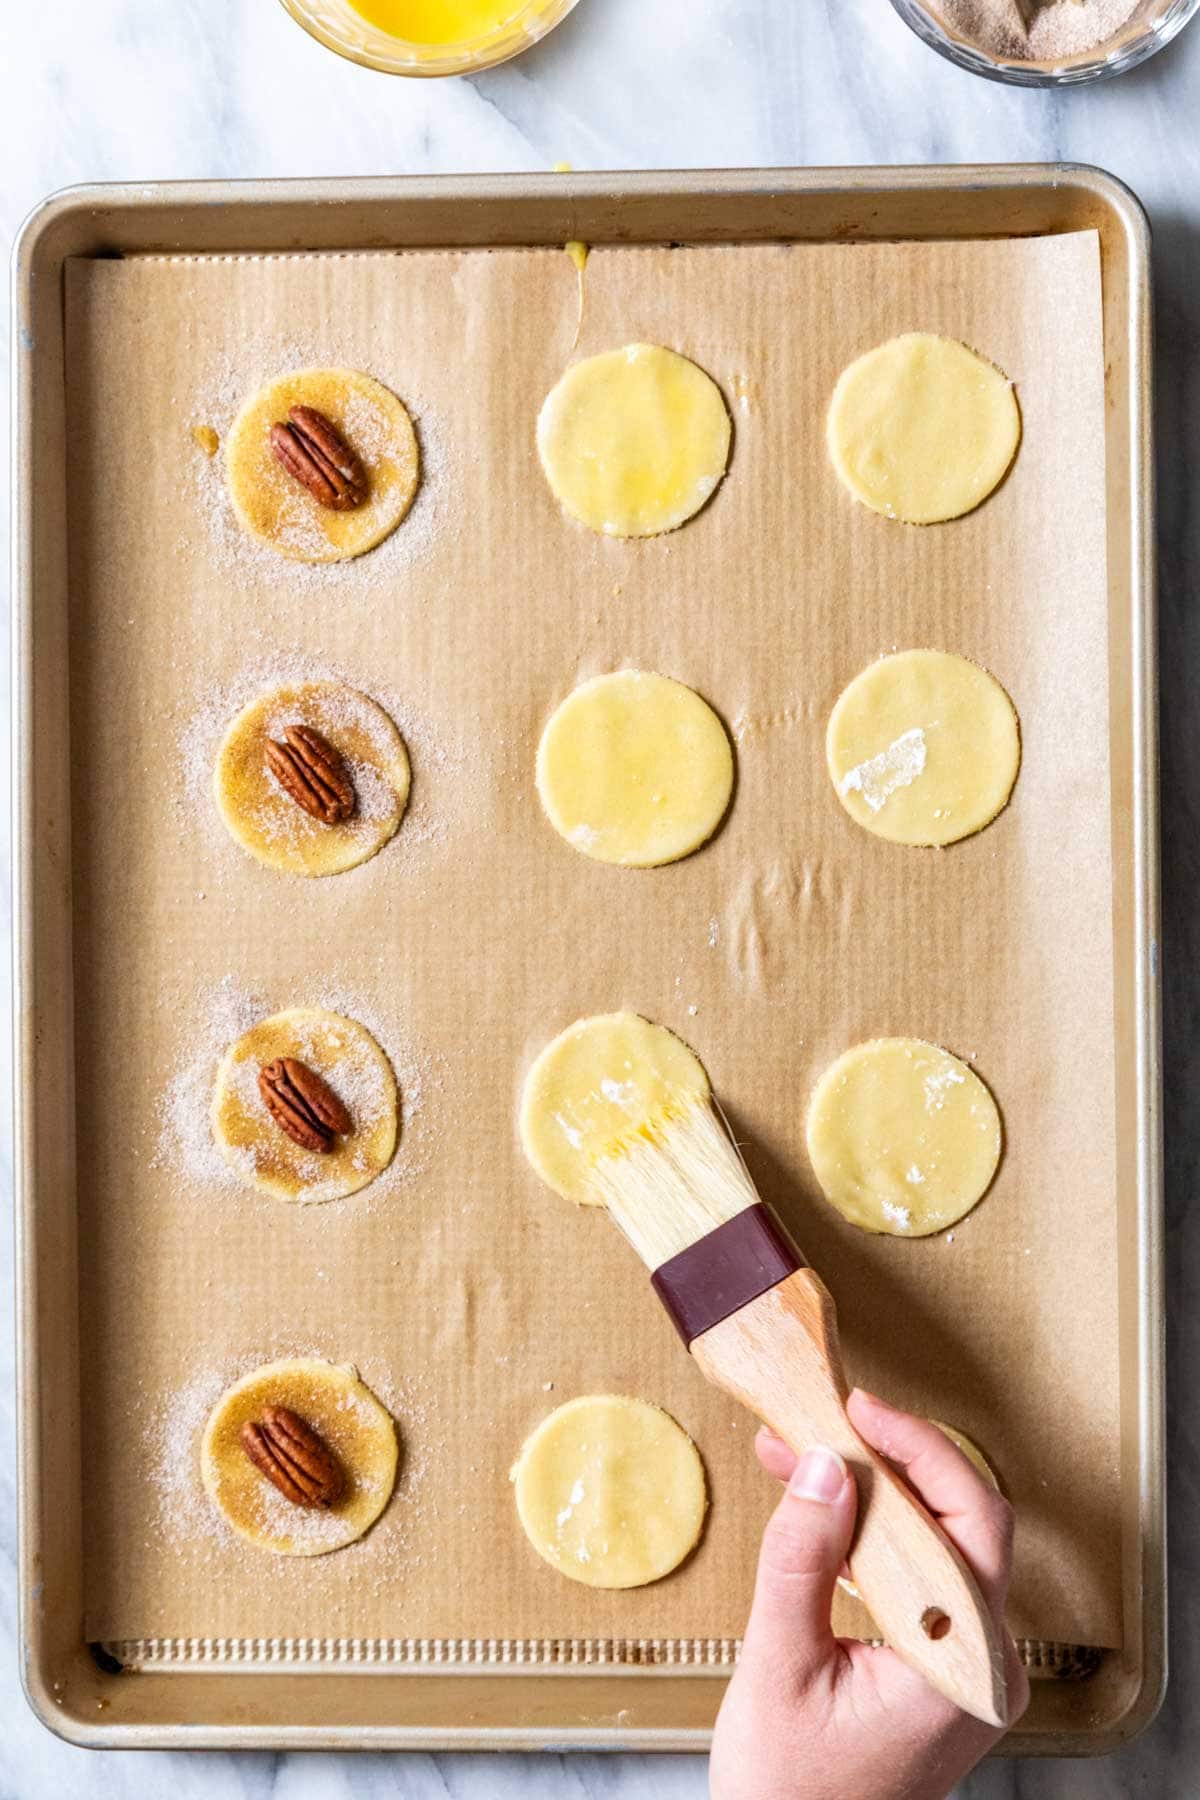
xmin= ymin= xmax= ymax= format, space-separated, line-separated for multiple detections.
xmin=212 ymin=1006 xmax=398 ymax=1203
xmin=225 ymin=366 xmax=419 ymax=563
xmin=537 ymin=343 xmax=731 ymax=537
xmin=512 ymin=1394 xmax=707 ymax=1588
xmin=521 ymin=1011 xmax=709 ymax=1205
xmin=202 ymin=1357 xmax=397 ymax=1556
xmin=827 ymin=333 xmax=1020 ymax=525
xmin=214 ymin=679 xmax=411 ymax=877
xmin=806 ymin=1038 xmax=1001 ymax=1236
xmin=537 ymin=670 xmax=734 ymax=867
xmin=826 ymin=650 xmax=1020 ymax=847
xmin=931 ymin=1421 xmax=1001 ymax=1491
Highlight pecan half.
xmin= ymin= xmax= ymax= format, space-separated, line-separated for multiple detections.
xmin=270 ymin=404 xmax=367 ymax=511
xmin=265 ymin=724 xmax=356 ymax=825
xmin=240 ymin=1405 xmax=344 ymax=1508
xmin=259 ymin=1056 xmax=353 ymax=1154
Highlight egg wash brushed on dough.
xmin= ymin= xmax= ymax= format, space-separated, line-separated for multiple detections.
xmin=521 ymin=1014 xmax=712 ymax=1204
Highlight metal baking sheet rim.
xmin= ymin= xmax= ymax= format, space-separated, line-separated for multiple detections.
xmin=11 ymin=164 xmax=1164 ymax=1755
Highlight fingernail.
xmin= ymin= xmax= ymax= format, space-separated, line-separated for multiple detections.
xmin=789 ymin=1445 xmax=846 ymax=1503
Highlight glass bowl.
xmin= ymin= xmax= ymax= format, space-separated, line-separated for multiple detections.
xmin=890 ymin=0 xmax=1199 ymax=84
xmin=277 ymin=0 xmax=579 ymax=78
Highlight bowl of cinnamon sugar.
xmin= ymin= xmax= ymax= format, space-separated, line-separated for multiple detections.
xmin=891 ymin=0 xmax=1197 ymax=83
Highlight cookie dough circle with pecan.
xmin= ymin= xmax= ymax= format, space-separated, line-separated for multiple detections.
xmin=212 ymin=1006 xmax=398 ymax=1203
xmin=214 ymin=679 xmax=410 ymax=877
xmin=225 ymin=367 xmax=419 ymax=563
xmin=202 ymin=1357 xmax=398 ymax=1556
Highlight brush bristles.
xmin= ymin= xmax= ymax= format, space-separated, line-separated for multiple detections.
xmin=588 ymin=1098 xmax=761 ymax=1269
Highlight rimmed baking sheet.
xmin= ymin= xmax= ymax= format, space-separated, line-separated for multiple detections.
xmin=13 ymin=167 xmax=1161 ymax=1753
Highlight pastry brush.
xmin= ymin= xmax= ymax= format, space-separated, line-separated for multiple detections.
xmin=588 ymin=1095 xmax=1010 ymax=1728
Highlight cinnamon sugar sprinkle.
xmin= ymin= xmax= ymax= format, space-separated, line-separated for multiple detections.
xmin=154 ymin=975 xmax=445 ymax=1216
xmin=146 ymin=1354 xmax=443 ymax=1570
xmin=929 ymin=0 xmax=1145 ymax=61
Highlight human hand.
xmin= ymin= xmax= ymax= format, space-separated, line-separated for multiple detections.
xmin=710 ymin=1388 xmax=1029 ymax=1800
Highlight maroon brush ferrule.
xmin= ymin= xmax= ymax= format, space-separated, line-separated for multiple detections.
xmin=650 ymin=1202 xmax=805 ymax=1345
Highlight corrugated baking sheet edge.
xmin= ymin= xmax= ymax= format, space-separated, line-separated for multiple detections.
xmin=101 ymin=1634 xmax=1100 ymax=1678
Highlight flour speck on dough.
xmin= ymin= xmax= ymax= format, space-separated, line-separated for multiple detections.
xmin=924 ymin=1064 xmax=967 ymax=1113
xmin=840 ymin=727 xmax=928 ymax=814
xmin=553 ymin=1112 xmax=584 ymax=1150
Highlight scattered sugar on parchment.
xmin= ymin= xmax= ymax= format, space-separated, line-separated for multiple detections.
xmin=840 ymin=728 xmax=927 ymax=814
xmin=146 ymin=1351 xmax=444 ymax=1577
xmin=176 ymin=650 xmax=477 ymax=879
xmin=154 ymin=975 xmax=446 ymax=1222
xmin=148 ymin=1364 xmax=234 ymax=1554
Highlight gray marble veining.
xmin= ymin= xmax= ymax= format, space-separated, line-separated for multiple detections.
xmin=4 ymin=0 xmax=1199 ymax=1793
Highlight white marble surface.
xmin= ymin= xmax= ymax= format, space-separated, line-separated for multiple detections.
xmin=4 ymin=0 xmax=1199 ymax=1793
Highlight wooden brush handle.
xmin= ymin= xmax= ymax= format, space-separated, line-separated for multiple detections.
xmin=690 ymin=1267 xmax=1010 ymax=1728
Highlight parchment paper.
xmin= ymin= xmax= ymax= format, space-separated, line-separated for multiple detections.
xmin=64 ymin=228 xmax=1119 ymax=1652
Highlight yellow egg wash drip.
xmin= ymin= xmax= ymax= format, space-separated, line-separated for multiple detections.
xmin=565 ymin=241 xmax=588 ymax=345
xmin=347 ymin=0 xmax=526 ymax=45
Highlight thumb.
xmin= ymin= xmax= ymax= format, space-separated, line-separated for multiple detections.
xmin=742 ymin=1445 xmax=857 ymax=1690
